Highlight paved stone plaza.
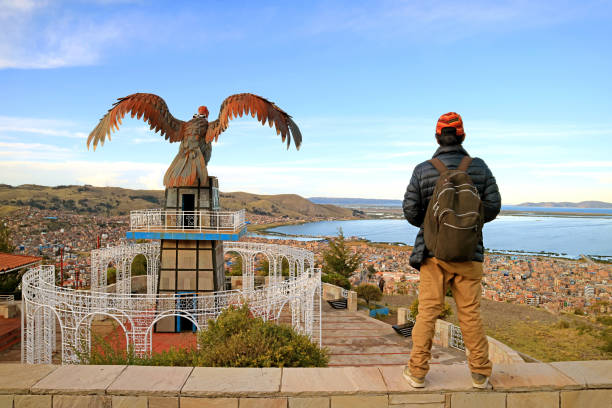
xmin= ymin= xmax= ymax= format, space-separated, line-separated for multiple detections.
xmin=0 ymin=301 xmax=467 ymax=367
xmin=320 ymin=303 xmax=466 ymax=367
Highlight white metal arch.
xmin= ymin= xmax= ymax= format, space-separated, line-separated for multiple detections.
xmin=28 ymin=304 xmax=64 ymax=364
xmin=75 ymin=311 xmax=132 ymax=356
xmin=90 ymin=242 xmax=160 ymax=293
xmin=143 ymin=311 xmax=201 ymax=353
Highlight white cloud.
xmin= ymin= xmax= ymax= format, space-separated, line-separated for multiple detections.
xmin=0 ymin=0 xmax=43 ymax=17
xmin=372 ymin=150 xmax=431 ymax=159
xmin=0 ymin=141 xmax=73 ymax=160
xmin=302 ymin=0 xmax=600 ymax=42
xmin=0 ymin=1 xmax=123 ymax=69
xmin=1 ymin=112 xmax=610 ymax=203
xmin=0 ymin=160 xmax=167 ymax=190
xmin=0 ymin=116 xmax=86 ymax=138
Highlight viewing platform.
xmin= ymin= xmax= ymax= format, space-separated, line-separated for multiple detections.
xmin=126 ymin=209 xmax=247 ymax=241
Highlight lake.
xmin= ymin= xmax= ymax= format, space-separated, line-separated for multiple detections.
xmin=259 ymin=215 xmax=612 ymax=259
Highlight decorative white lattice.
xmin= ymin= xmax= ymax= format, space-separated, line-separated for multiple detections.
xmin=22 ymin=242 xmax=321 ymax=364
xmin=90 ymin=241 xmax=160 ymax=294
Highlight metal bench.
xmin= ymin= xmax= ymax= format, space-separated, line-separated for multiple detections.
xmin=327 ymin=298 xmax=347 ymax=309
xmin=392 ymin=321 xmax=415 ymax=337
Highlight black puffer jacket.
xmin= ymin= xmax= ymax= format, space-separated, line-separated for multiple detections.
xmin=402 ymin=144 xmax=501 ymax=270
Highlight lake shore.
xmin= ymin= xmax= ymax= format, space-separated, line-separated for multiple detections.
xmin=250 ymin=212 xmax=612 ymax=262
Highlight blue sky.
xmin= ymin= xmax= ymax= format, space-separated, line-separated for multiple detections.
xmin=1 ymin=0 xmax=611 ymax=204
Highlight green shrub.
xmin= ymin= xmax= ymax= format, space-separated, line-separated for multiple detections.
xmin=106 ymin=267 xmax=117 ymax=284
xmin=596 ymin=315 xmax=612 ymax=326
xmin=321 ymin=273 xmax=350 ymax=290
xmin=356 ymin=284 xmax=382 ymax=308
xmin=409 ymin=299 xmax=453 ymax=319
xmin=601 ymin=329 xmax=612 ymax=353
xmin=77 ymin=304 xmax=328 ymax=368
xmin=555 ymin=320 xmax=570 ymax=329
xmin=0 ymin=271 xmax=20 ymax=293
xmin=194 ymin=305 xmax=328 ymax=367
xmin=131 ymin=254 xmax=147 ymax=276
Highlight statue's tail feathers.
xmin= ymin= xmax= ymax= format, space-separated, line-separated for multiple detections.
xmin=164 ymin=149 xmax=208 ymax=188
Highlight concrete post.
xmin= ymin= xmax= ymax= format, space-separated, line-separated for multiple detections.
xmin=397 ymin=307 xmax=409 ymax=325
xmin=347 ymin=291 xmax=358 ymax=312
xmin=433 ymin=319 xmax=451 ymax=348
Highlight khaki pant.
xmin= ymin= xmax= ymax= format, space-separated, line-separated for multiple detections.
xmin=409 ymin=257 xmax=492 ymax=377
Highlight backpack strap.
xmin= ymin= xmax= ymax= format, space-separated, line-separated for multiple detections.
xmin=458 ymin=156 xmax=472 ymax=172
xmin=429 ymin=158 xmax=447 ymax=174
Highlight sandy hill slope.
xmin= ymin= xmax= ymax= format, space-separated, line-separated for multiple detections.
xmin=220 ymin=192 xmax=356 ymax=219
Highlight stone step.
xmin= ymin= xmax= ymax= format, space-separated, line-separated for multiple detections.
xmin=329 ymin=353 xmax=410 ymax=366
xmin=0 ymin=328 xmax=20 ymax=353
xmin=326 ymin=345 xmax=411 ymax=355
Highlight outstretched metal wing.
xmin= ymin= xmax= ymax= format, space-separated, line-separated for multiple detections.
xmin=87 ymin=93 xmax=186 ymax=150
xmin=205 ymin=93 xmax=302 ymax=149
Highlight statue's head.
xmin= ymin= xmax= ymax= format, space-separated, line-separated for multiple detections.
xmin=195 ymin=106 xmax=209 ymax=119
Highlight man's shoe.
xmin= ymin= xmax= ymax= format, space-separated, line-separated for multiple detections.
xmin=402 ymin=366 xmax=425 ymax=388
xmin=471 ymin=372 xmax=489 ymax=389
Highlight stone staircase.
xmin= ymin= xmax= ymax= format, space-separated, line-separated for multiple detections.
xmin=0 ymin=317 xmax=20 ymax=353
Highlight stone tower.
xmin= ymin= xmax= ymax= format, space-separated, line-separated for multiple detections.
xmin=127 ymin=176 xmax=246 ymax=332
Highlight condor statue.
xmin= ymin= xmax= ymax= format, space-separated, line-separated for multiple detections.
xmin=87 ymin=93 xmax=302 ymax=187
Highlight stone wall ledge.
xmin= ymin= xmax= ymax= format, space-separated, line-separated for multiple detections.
xmin=0 ymin=361 xmax=610 ymax=407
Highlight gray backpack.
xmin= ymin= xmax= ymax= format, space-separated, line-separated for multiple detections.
xmin=423 ymin=156 xmax=484 ymax=262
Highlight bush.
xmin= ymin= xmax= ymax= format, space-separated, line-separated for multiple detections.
xmin=409 ymin=299 xmax=453 ymax=319
xmin=0 ymin=271 xmax=20 ymax=293
xmin=194 ymin=305 xmax=328 ymax=367
xmin=601 ymin=329 xmax=612 ymax=353
xmin=77 ymin=304 xmax=328 ymax=368
xmin=321 ymin=273 xmax=350 ymax=290
xmin=76 ymin=332 xmax=196 ymax=366
xmin=107 ymin=267 xmax=117 ymax=284
xmin=131 ymin=254 xmax=147 ymax=276
xmin=356 ymin=284 xmax=382 ymax=308
xmin=596 ymin=316 xmax=612 ymax=326
xmin=555 ymin=320 xmax=570 ymax=329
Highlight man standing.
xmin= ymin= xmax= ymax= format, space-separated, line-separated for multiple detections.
xmin=402 ymin=112 xmax=501 ymax=389
xmin=378 ymin=276 xmax=385 ymax=293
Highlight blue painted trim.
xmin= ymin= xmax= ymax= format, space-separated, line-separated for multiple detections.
xmin=176 ymin=292 xmax=198 ymax=333
xmin=125 ymin=227 xmax=247 ymax=241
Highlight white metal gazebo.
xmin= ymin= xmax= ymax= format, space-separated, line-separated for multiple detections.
xmin=21 ymin=241 xmax=322 ymax=364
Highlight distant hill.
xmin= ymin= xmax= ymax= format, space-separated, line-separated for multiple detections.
xmin=309 ymin=197 xmax=402 ymax=207
xmin=221 ymin=192 xmax=357 ymax=218
xmin=309 ymin=197 xmax=612 ymax=210
xmin=0 ymin=184 xmax=358 ymax=219
xmin=0 ymin=184 xmax=164 ymax=215
xmin=517 ymin=201 xmax=612 ymax=209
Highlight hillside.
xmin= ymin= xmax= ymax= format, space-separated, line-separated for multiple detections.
xmin=0 ymin=184 xmax=358 ymax=219
xmin=517 ymin=200 xmax=612 ymax=208
xmin=382 ymin=294 xmax=611 ymax=362
xmin=220 ymin=192 xmax=357 ymax=219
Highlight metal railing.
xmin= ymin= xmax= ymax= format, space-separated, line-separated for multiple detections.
xmin=450 ymin=323 xmax=465 ymax=351
xmin=130 ymin=209 xmax=246 ymax=233
xmin=0 ymin=294 xmax=14 ymax=302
